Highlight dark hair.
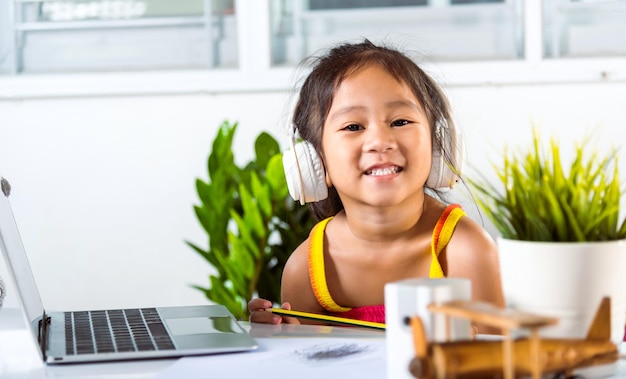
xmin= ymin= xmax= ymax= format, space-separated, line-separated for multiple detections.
xmin=293 ymin=39 xmax=456 ymax=221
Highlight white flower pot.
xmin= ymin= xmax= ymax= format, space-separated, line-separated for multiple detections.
xmin=497 ymin=238 xmax=626 ymax=377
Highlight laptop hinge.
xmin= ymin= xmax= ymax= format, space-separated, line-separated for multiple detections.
xmin=38 ymin=312 xmax=51 ymax=360
xmin=1 ymin=177 xmax=10 ymax=197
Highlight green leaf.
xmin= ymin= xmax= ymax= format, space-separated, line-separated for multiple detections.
xmin=187 ymin=120 xmax=317 ymax=320
xmin=212 ymin=245 xmax=246 ymax=296
xmin=255 ymin=132 xmax=281 ymax=169
xmin=250 ymin=171 xmax=272 ymax=218
xmin=228 ymin=231 xmax=255 ymax=282
xmin=185 ymin=241 xmax=211 ymax=264
xmin=207 ymin=276 xmax=242 ymax=319
xmin=230 ymin=210 xmax=260 ymax=259
xmin=239 ymin=183 xmax=266 ymax=239
xmin=208 ymin=121 xmax=238 ymax=183
xmin=192 ymin=205 xmax=213 ymax=237
xmin=267 ymin=154 xmax=288 ymax=200
xmin=468 ymin=128 xmax=626 ymax=242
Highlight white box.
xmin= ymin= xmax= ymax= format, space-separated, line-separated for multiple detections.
xmin=385 ymin=278 xmax=472 ymax=379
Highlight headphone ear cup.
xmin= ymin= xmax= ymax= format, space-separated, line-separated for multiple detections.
xmin=426 ymin=124 xmax=463 ymax=189
xmin=282 ymin=140 xmax=328 ymax=204
xmin=283 ymin=146 xmax=304 ymax=203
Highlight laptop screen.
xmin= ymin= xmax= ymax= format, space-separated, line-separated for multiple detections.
xmin=0 ymin=177 xmax=46 ymax=329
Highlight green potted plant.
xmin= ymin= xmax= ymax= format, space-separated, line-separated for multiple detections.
xmin=470 ymin=129 xmax=626 ymax=242
xmin=468 ymin=129 xmax=626 ymax=376
xmin=186 ymin=121 xmax=315 ymax=320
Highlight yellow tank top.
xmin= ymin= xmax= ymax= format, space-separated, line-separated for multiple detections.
xmin=308 ymin=204 xmax=466 ymax=314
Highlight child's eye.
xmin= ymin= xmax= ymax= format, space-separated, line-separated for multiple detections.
xmin=343 ymin=124 xmax=363 ymax=131
xmin=392 ymin=119 xmax=410 ymax=127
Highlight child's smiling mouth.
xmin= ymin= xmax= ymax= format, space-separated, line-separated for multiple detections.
xmin=364 ymin=166 xmax=403 ymax=176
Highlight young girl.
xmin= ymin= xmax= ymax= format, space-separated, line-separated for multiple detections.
xmin=249 ymin=40 xmax=505 ymax=334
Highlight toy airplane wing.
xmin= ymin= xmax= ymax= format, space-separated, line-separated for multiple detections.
xmin=585 ymin=297 xmax=611 ymax=340
xmin=427 ymin=300 xmax=559 ymax=330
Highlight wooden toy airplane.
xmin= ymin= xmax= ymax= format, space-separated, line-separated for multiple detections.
xmin=408 ymin=297 xmax=618 ymax=379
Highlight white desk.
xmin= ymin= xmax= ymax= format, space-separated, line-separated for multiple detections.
xmin=2 ymin=306 xmax=626 ymax=379
xmin=0 ymin=307 xmax=385 ymax=379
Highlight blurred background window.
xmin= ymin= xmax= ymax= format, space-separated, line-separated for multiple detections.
xmin=0 ymin=0 xmax=237 ymax=74
xmin=270 ymin=0 xmax=522 ymax=66
xmin=544 ymin=0 xmax=626 ymax=58
xmin=1 ymin=0 xmax=626 ymax=76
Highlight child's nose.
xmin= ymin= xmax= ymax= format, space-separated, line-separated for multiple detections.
xmin=364 ymin=125 xmax=397 ymax=152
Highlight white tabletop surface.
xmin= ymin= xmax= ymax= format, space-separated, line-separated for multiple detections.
xmin=0 ymin=307 xmax=385 ymax=379
xmin=2 ymin=305 xmax=626 ymax=379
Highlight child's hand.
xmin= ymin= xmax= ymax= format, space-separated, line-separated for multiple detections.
xmin=248 ymin=298 xmax=300 ymax=325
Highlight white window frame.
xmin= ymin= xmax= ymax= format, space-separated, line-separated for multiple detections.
xmin=6 ymin=0 xmax=237 ymax=74
xmin=0 ymin=0 xmax=625 ymax=100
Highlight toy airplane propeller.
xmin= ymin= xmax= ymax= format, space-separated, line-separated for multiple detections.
xmin=408 ymin=297 xmax=618 ymax=379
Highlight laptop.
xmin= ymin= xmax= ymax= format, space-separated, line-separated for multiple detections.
xmin=0 ymin=176 xmax=258 ymax=364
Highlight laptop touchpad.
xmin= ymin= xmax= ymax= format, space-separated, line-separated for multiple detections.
xmin=165 ymin=316 xmax=242 ymax=335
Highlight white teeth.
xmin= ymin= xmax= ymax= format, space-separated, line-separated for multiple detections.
xmin=367 ymin=167 xmax=400 ymax=176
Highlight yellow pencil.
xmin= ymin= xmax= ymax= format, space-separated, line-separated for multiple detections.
xmin=267 ymin=308 xmax=386 ymax=330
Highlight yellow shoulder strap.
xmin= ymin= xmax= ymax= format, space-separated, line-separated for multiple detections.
xmin=308 ymin=217 xmax=352 ymax=312
xmin=429 ymin=204 xmax=466 ymax=278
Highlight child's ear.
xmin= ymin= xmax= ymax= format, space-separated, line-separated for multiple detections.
xmin=320 ymin=155 xmax=332 ymax=187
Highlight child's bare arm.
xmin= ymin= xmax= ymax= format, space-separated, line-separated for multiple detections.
xmin=444 ymin=217 xmax=506 ymax=334
xmin=280 ymin=241 xmax=329 ymax=324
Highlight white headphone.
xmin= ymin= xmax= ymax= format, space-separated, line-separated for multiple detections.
xmin=282 ymin=125 xmax=328 ymax=205
xmin=282 ymin=121 xmax=462 ymax=204
xmin=427 ymin=119 xmax=463 ymax=189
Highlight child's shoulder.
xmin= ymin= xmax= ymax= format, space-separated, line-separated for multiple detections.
xmin=283 ymin=233 xmax=313 ymax=274
xmin=281 ymin=235 xmax=316 ymax=299
xmin=447 ymin=209 xmax=497 ymax=254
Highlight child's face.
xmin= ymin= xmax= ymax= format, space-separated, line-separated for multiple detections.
xmin=321 ymin=63 xmax=432 ymax=210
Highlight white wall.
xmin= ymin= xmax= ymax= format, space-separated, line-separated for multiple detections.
xmin=0 ymin=90 xmax=293 ymax=311
xmin=1 ymin=73 xmax=626 ymax=312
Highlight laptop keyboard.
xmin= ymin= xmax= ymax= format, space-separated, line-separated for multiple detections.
xmin=64 ymin=308 xmax=175 ymax=355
